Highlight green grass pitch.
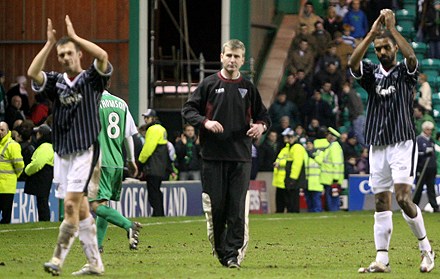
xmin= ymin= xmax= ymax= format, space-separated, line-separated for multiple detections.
xmin=0 ymin=211 xmax=439 ymax=278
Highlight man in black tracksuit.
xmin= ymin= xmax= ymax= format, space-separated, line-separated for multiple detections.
xmin=182 ymin=39 xmax=270 ymax=268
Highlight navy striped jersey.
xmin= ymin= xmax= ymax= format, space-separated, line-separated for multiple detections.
xmin=351 ymin=60 xmax=417 ymax=146
xmin=32 ymin=61 xmax=112 ymax=155
xmin=182 ymin=72 xmax=271 ymax=161
xmin=98 ymin=90 xmax=138 ymax=168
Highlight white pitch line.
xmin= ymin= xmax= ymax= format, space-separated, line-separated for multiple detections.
xmin=0 ymin=213 xmax=368 ymax=233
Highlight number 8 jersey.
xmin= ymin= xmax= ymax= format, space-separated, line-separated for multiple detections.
xmin=98 ymin=90 xmax=138 ymax=168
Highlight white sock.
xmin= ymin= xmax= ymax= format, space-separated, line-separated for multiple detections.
xmin=78 ymin=216 xmax=103 ymax=270
xmin=402 ymin=205 xmax=432 ymax=252
xmin=52 ymin=221 xmax=78 ymax=267
xmin=374 ymin=211 xmax=393 ymax=265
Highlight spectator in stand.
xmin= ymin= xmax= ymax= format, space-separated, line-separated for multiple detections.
xmin=304 ymin=90 xmax=334 ymax=128
xmin=423 ymin=0 xmax=440 ymax=59
xmin=174 ymin=124 xmax=201 ymax=181
xmin=313 ymin=61 xmax=344 ymax=97
xmin=317 ymin=42 xmax=342 ymax=76
xmin=414 ymin=104 xmax=436 ymax=139
xmin=258 ymin=130 xmax=280 ymax=172
xmin=323 ymin=3 xmax=344 ymax=38
xmin=417 ymin=73 xmax=432 ymax=113
xmin=14 ymin=121 xmax=35 ymax=181
xmin=275 ymin=116 xmax=291 ymax=146
xmin=333 ymin=0 xmax=349 ymax=19
xmin=24 ymin=124 xmax=54 ymax=221
xmin=291 ymin=23 xmax=318 ymax=59
xmin=341 ymin=81 xmax=366 ymax=146
xmin=0 ymin=121 xmax=24 ymax=224
xmin=289 ymin=38 xmax=315 ymax=83
xmin=333 ymin=32 xmax=354 ymax=78
xmin=356 ymin=147 xmax=370 ymax=174
xmin=29 ymin=94 xmax=50 ymax=126
xmin=413 ymin=121 xmax=439 ymax=212
xmin=268 ymin=92 xmax=299 ymax=134
xmin=7 ymin=75 xmax=31 ymax=117
xmin=306 ymin=118 xmax=320 ymax=140
xmin=341 ymin=130 xmax=362 ymax=161
xmin=0 ymin=71 xmax=6 ymax=122
xmin=341 ymin=23 xmax=357 ymax=48
xmin=312 ymin=21 xmax=333 ymax=61
xmin=294 ymin=124 xmax=308 ymax=147
xmin=298 ymin=0 xmax=323 ymax=33
xmin=343 ymin=0 xmax=369 ymax=45
xmin=4 ymin=95 xmax=25 ymax=129
xmin=319 ymin=81 xmax=340 ymax=126
xmin=345 ymin=155 xmax=360 ymax=178
xmin=283 ymin=70 xmax=310 ymax=125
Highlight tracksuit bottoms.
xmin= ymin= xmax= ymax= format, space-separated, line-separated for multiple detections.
xmin=201 ymin=160 xmax=251 ymax=265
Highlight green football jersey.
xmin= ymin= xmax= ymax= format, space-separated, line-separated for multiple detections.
xmin=98 ymin=91 xmax=138 ymax=168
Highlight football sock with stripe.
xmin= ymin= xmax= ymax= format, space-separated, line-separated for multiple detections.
xmin=402 ymin=205 xmax=432 ymax=252
xmin=374 ymin=211 xmax=393 ymax=265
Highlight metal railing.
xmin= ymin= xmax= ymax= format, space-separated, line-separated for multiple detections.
xmin=151 ymin=52 xmax=256 ymax=96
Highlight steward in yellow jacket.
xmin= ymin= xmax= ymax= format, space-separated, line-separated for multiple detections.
xmin=314 ymin=127 xmax=344 ymax=211
xmin=304 ymin=139 xmax=324 ymax=212
xmin=138 ymin=109 xmax=169 ymax=216
xmin=24 ymin=124 xmax=54 ymax=222
xmin=0 ymin=122 xmax=24 ymax=224
xmin=272 ymin=128 xmax=307 ymax=213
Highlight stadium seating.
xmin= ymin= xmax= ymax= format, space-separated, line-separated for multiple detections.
xmin=411 ymin=41 xmax=428 ymax=60
xmin=402 ymin=0 xmax=417 ymax=12
xmin=421 ymin=58 xmax=440 ymax=73
xmin=396 ymin=23 xmax=415 ymax=41
xmin=395 ymin=8 xmax=417 ymax=22
xmin=428 ymin=75 xmax=440 ymax=92
xmin=364 ymin=54 xmax=380 ymax=64
xmin=431 ymin=92 xmax=440 ymax=107
xmin=436 ymin=77 xmax=440 ymax=93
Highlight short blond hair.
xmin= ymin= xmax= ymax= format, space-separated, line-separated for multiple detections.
xmin=222 ymin=39 xmax=246 ymax=54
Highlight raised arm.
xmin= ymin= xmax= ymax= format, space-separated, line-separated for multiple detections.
xmin=65 ymin=15 xmax=109 ymax=73
xmin=382 ymin=9 xmax=417 ymax=72
xmin=348 ymin=14 xmax=384 ymax=74
xmin=27 ymin=18 xmax=57 ymax=86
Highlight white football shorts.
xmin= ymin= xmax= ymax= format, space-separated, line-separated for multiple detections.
xmin=54 ymin=146 xmax=101 ymax=199
xmin=369 ymin=139 xmax=417 ymax=194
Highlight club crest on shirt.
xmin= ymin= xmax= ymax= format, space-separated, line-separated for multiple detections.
xmin=238 ymin=88 xmax=248 ymax=98
xmin=59 ymin=89 xmax=83 ymax=106
xmin=376 ymin=85 xmax=396 ymax=96
xmin=215 ymin=88 xmax=225 ymax=94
